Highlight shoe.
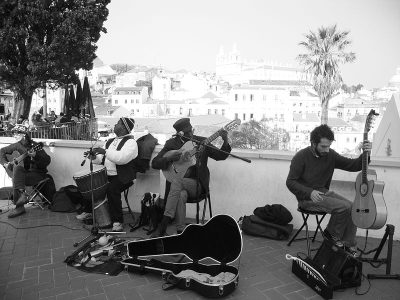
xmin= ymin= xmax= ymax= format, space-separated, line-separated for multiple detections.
xmin=8 ymin=206 xmax=26 ymax=218
xmin=322 ymin=229 xmax=344 ymax=248
xmin=15 ymin=190 xmax=28 ymax=206
xmin=76 ymin=212 xmax=92 ymax=220
xmin=112 ymin=222 xmax=124 ymax=232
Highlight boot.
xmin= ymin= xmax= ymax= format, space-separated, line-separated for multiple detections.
xmin=151 ymin=215 xmax=171 ymax=238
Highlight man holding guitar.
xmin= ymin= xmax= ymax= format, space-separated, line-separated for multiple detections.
xmin=0 ymin=125 xmax=51 ymax=218
xmin=286 ymin=124 xmax=371 ymax=257
xmin=151 ymin=118 xmax=232 ymax=237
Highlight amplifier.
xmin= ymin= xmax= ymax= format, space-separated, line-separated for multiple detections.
xmin=290 ymin=239 xmax=362 ymax=300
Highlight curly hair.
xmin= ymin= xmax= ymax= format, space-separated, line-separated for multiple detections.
xmin=310 ymin=124 xmax=335 ymax=144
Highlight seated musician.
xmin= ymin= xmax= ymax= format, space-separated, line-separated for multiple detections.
xmin=286 ymin=124 xmax=371 ymax=257
xmin=151 ymin=118 xmax=231 ymax=237
xmin=0 ymin=125 xmax=51 ymax=218
xmin=87 ymin=117 xmax=138 ymax=232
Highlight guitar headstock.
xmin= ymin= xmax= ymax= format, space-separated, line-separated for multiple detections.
xmin=365 ymin=109 xmax=379 ymax=133
xmin=223 ymin=119 xmax=241 ymax=131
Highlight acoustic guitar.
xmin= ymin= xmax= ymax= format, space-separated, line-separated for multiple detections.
xmin=352 ymin=110 xmax=387 ymax=229
xmin=3 ymin=142 xmax=43 ymax=178
xmin=162 ymin=119 xmax=240 ymax=182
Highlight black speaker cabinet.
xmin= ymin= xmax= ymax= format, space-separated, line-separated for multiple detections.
xmin=313 ymin=239 xmax=362 ymax=289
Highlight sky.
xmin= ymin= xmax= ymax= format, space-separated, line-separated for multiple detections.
xmin=96 ymin=0 xmax=400 ymax=89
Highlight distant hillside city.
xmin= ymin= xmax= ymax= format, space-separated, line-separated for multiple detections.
xmin=1 ymin=45 xmax=399 ymax=155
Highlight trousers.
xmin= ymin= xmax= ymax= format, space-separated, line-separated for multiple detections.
xmin=106 ymin=175 xmax=126 ymax=224
xmin=12 ymin=165 xmax=46 ymax=203
xmin=164 ymin=177 xmax=202 ymax=232
xmin=298 ymin=190 xmax=357 ymax=247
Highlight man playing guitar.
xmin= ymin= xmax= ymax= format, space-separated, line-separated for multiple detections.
xmin=151 ymin=118 xmax=231 ymax=237
xmin=0 ymin=125 xmax=51 ymax=218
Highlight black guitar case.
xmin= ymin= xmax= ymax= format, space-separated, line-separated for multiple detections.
xmin=121 ymin=214 xmax=242 ymax=298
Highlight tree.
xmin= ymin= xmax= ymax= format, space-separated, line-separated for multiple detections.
xmin=297 ymin=25 xmax=356 ymax=124
xmin=230 ymin=120 xmax=290 ymax=150
xmin=0 ymin=0 xmax=111 ymax=119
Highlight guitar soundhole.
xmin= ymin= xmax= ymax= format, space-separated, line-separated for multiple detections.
xmin=360 ymin=183 xmax=368 ymax=196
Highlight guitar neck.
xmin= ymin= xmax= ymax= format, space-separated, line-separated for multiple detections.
xmin=204 ymin=128 xmax=223 ymax=145
xmin=361 ymin=132 xmax=369 ymax=183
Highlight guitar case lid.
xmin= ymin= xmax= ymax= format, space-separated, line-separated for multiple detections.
xmin=127 ymin=214 xmax=242 ymax=264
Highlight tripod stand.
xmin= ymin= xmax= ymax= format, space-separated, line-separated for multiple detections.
xmin=362 ymin=224 xmax=400 ymax=280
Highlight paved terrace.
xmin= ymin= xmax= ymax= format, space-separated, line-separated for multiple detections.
xmin=0 ymin=207 xmax=399 ymax=300
xmin=1 ymin=139 xmax=400 ymax=299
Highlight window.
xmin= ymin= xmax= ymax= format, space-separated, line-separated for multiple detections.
xmin=235 ymin=113 xmax=238 ymax=119
xmin=222 ymin=109 xmax=225 ymax=116
xmin=131 ymin=99 xmax=134 ymax=104
xmin=250 ymin=113 xmax=254 ymax=119
xmin=354 ymin=137 xmax=357 ymax=143
xmin=263 ymin=95 xmax=267 ymax=101
xmin=125 ymin=99 xmax=128 ymax=104
xmin=235 ymin=94 xmax=238 ymax=101
xmin=180 ymin=107 xmax=183 ymax=115
xmin=243 ymin=95 xmax=246 ymax=101
xmin=115 ymin=100 xmax=118 ymax=105
xmin=136 ymin=99 xmax=139 ymax=104
xmin=243 ymin=113 xmax=246 ymax=120
xmin=208 ymin=109 xmax=211 ymax=115
xmin=214 ymin=109 xmax=218 ymax=114
xmin=250 ymin=94 xmax=254 ymax=101
xmin=347 ymin=137 xmax=350 ymax=142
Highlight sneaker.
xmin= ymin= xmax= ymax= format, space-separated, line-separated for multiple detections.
xmin=112 ymin=222 xmax=124 ymax=232
xmin=8 ymin=206 xmax=26 ymax=218
xmin=76 ymin=212 xmax=92 ymax=220
xmin=322 ymin=229 xmax=344 ymax=248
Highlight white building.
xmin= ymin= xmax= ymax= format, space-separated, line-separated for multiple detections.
xmin=111 ymin=86 xmax=149 ymax=116
xmin=216 ymin=44 xmax=306 ymax=85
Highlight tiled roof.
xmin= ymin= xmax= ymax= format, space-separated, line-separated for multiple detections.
xmin=208 ymin=100 xmax=229 ymax=105
xmin=328 ymin=117 xmax=351 ymax=127
xmin=114 ymin=87 xmax=143 ymax=92
xmin=201 ymin=92 xmax=219 ymax=99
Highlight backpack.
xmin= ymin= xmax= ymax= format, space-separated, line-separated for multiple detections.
xmin=50 ymin=185 xmax=83 ymax=212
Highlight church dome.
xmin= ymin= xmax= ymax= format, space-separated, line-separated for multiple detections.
xmin=388 ymin=67 xmax=400 ymax=87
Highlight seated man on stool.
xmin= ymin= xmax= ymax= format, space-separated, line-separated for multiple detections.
xmin=0 ymin=125 xmax=51 ymax=218
xmin=151 ymin=118 xmax=231 ymax=237
xmin=286 ymin=124 xmax=371 ymax=257
xmin=89 ymin=117 xmax=138 ymax=232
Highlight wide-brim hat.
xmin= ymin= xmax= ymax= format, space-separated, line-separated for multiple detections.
xmin=173 ymin=118 xmax=192 ymax=132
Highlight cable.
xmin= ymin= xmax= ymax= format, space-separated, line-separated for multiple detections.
xmin=0 ymin=220 xmax=85 ymax=231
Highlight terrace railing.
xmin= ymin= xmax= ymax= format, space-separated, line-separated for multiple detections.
xmin=0 ymin=118 xmax=98 ymax=141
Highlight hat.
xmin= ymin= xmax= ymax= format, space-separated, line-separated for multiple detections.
xmin=12 ymin=124 xmax=28 ymax=134
xmin=120 ymin=117 xmax=135 ymax=132
xmin=173 ymin=118 xmax=191 ymax=132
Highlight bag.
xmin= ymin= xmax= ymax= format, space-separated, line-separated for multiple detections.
xmin=253 ymin=204 xmax=293 ymax=225
xmin=50 ymin=185 xmax=82 ymax=212
xmin=240 ymin=215 xmax=293 ymax=240
xmin=131 ymin=192 xmax=164 ymax=234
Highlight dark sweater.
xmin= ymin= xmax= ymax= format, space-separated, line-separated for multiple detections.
xmin=286 ymin=146 xmax=364 ymax=201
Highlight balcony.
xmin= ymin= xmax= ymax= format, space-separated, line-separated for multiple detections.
xmin=1 ymin=138 xmax=399 ymax=299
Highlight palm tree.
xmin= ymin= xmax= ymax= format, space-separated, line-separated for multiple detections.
xmin=297 ymin=25 xmax=356 ymax=124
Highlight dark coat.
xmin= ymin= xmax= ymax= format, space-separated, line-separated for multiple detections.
xmin=151 ymin=134 xmax=231 ymax=199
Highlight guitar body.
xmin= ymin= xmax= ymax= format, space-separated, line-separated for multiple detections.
xmin=352 ymin=171 xmax=387 ymax=229
xmin=162 ymin=141 xmax=197 ymax=182
xmin=4 ymin=151 xmax=24 ymax=178
xmin=161 ymin=119 xmax=241 ymax=183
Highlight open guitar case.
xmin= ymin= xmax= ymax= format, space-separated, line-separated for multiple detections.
xmin=121 ymin=214 xmax=243 ymax=298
